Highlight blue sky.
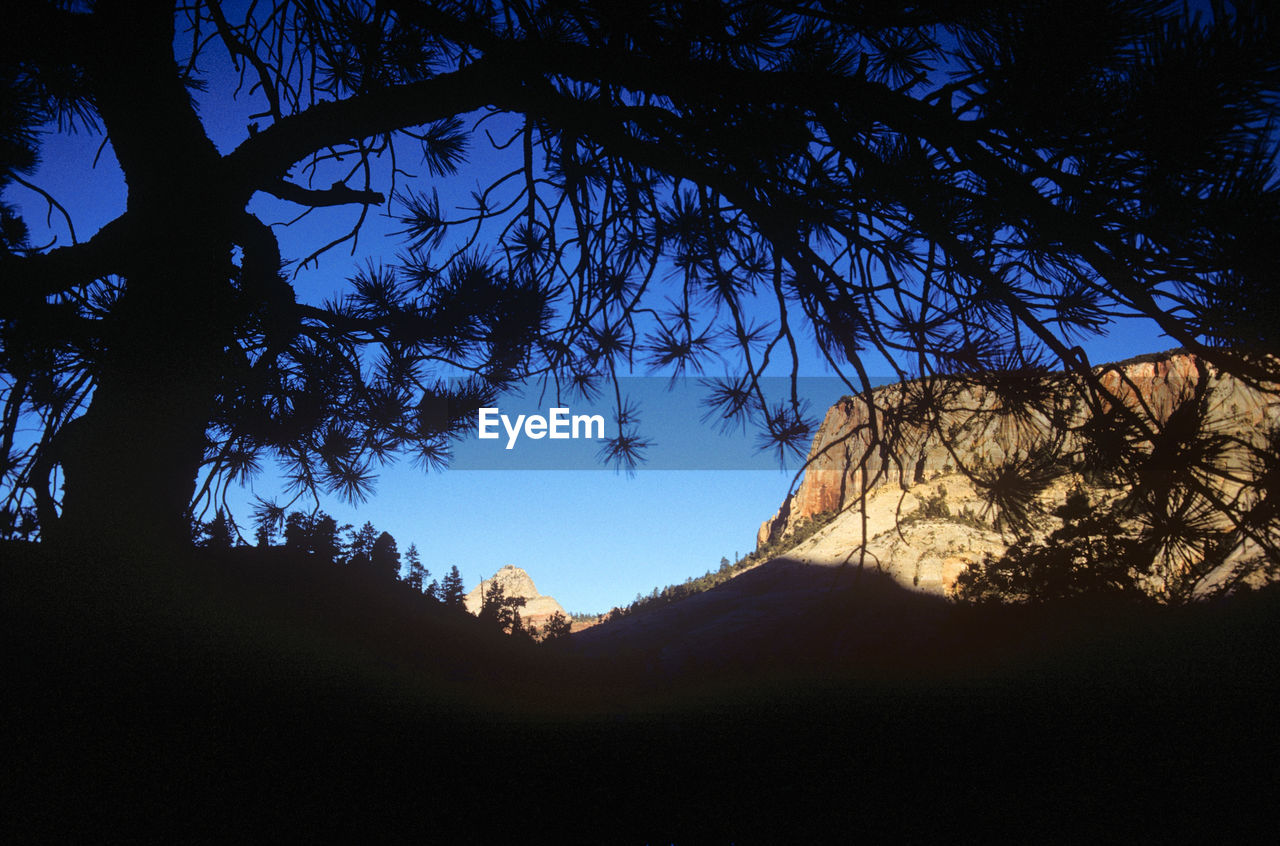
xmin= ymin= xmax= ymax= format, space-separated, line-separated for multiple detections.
xmin=6 ymin=36 xmax=1171 ymax=614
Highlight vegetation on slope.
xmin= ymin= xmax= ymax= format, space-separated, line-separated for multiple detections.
xmin=601 ymin=510 xmax=838 ymax=621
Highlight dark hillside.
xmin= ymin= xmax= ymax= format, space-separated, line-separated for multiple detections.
xmin=4 ymin=541 xmax=1279 ymax=841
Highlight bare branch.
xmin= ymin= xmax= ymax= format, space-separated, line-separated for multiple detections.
xmin=0 ymin=215 xmax=136 ymax=305
xmin=261 ymin=178 xmax=385 ymax=208
xmin=204 ymin=0 xmax=283 ymax=123
xmin=10 ymin=175 xmax=78 ymax=245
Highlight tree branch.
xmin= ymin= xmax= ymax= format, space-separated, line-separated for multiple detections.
xmin=10 ymin=175 xmax=79 ymax=244
xmin=223 ymin=57 xmax=511 ymax=197
xmin=0 ymin=215 xmax=136 ymax=305
xmin=205 ymin=0 xmax=283 ymax=123
xmin=261 ymin=179 xmax=385 ymax=208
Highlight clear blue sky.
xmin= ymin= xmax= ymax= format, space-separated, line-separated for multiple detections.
xmin=7 ymin=39 xmax=1169 ymax=614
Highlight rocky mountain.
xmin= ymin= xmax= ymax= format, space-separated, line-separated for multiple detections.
xmin=464 ymin=564 xmax=568 ymax=626
xmin=762 ymin=351 xmax=1274 ymax=542
xmin=575 ymin=349 xmax=1278 ymax=668
xmin=755 ymin=349 xmax=1277 ymax=596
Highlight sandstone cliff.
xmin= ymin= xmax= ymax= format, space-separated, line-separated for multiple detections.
xmin=755 ymin=350 xmax=1278 ymax=596
xmin=464 ymin=564 xmax=568 ymax=626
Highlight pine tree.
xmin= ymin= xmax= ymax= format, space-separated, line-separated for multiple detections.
xmin=283 ymin=512 xmax=311 ymax=553
xmin=199 ymin=510 xmax=234 ymax=550
xmin=347 ymin=522 xmax=379 ymax=568
xmin=440 ymin=565 xmax=466 ymax=609
xmin=370 ymin=531 xmax=400 ymax=582
xmin=3 ymin=2 xmax=1277 ymax=577
xmin=479 ymin=578 xmax=527 ymax=635
xmin=279 ymin=510 xmax=341 ymax=563
xmin=404 ymin=543 xmax=426 ymax=591
xmin=252 ymin=500 xmax=285 ymax=548
xmin=478 ymin=578 xmax=505 ymax=628
xmin=541 ymin=611 xmax=573 ymax=645
xmin=312 ymin=515 xmax=341 ymax=566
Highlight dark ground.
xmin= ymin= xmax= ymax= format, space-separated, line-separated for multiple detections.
xmin=4 ymin=540 xmax=1278 ymax=843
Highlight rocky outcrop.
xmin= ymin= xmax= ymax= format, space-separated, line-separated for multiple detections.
xmin=748 ymin=349 xmax=1279 ymax=601
xmin=575 ymin=350 xmax=1277 ymax=678
xmin=464 ymin=564 xmax=568 ymax=626
xmin=772 ymin=474 xmax=1028 ymax=595
xmin=759 ymin=350 xmax=1277 ymax=550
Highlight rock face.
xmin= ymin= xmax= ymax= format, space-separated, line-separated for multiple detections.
xmin=576 ymin=350 xmax=1277 ymax=677
xmin=760 ymin=350 xmax=1276 ymax=547
xmin=464 ymin=565 xmax=568 ymax=626
xmin=755 ymin=349 xmax=1278 ymax=596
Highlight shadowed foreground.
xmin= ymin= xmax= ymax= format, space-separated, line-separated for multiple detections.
xmin=5 ymin=541 xmax=1278 ymax=841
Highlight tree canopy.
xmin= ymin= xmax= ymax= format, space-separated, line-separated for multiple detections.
xmin=1 ymin=1 xmax=1278 ymax=575
xmin=440 ymin=564 xmax=467 ymax=608
xmin=477 ymin=576 xmax=527 ymax=634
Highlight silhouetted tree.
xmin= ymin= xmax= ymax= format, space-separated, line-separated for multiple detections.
xmin=404 ymin=542 xmax=426 ymax=591
xmin=478 ymin=578 xmax=527 ymax=635
xmin=1 ymin=1 xmax=1277 ymax=577
xmin=252 ymin=500 xmax=285 ymax=548
xmin=198 ymin=509 xmax=235 ymax=550
xmin=509 ymin=609 xmax=535 ymax=643
xmin=541 ymin=611 xmax=573 ymax=645
xmin=440 ymin=565 xmax=466 ymax=609
xmin=370 ymin=531 xmax=400 ymax=581
xmin=0 ymin=505 xmax=38 ymax=542
xmin=958 ymin=462 xmax=1279 ymax=605
xmin=282 ymin=512 xmax=310 ymax=553
xmin=280 ymin=510 xmax=344 ymax=564
xmin=346 ymin=521 xmax=379 ymax=569
xmin=954 ymin=489 xmax=1152 ymax=603
xmin=312 ymin=515 xmax=343 ymax=566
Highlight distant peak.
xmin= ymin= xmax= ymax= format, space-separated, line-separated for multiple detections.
xmin=463 ymin=565 xmax=568 ymax=620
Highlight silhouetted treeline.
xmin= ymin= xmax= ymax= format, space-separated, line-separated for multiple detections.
xmin=193 ymin=507 xmax=467 ymax=609
xmin=193 ymin=507 xmax=570 ymax=643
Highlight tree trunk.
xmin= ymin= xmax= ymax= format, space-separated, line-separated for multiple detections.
xmin=52 ymin=240 xmax=235 ymax=557
xmin=47 ymin=0 xmax=245 ymax=557
xmin=54 ymin=371 xmax=214 ymax=555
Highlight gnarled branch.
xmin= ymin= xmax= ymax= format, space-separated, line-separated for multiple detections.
xmin=261 ymin=179 xmax=385 ymax=208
